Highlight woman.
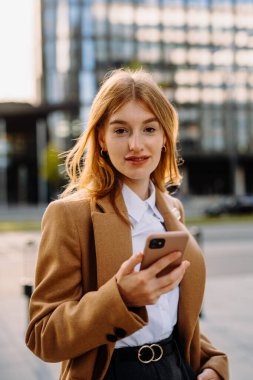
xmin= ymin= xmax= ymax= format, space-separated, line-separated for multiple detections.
xmin=26 ymin=69 xmax=229 ymax=380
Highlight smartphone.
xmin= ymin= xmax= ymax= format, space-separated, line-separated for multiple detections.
xmin=140 ymin=231 xmax=189 ymax=277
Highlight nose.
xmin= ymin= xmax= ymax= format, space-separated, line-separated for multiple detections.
xmin=128 ymin=132 xmax=143 ymax=152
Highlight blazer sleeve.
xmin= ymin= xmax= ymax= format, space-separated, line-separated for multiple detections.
xmin=199 ymin=333 xmax=229 ymax=380
xmin=25 ymin=200 xmax=148 ymax=363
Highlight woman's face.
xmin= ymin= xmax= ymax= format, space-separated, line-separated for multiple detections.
xmin=98 ymin=100 xmax=165 ymax=195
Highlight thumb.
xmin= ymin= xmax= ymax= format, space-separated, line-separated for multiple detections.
xmin=197 ymin=368 xmax=218 ymax=379
xmin=120 ymin=253 xmax=143 ymax=275
xmin=197 ymin=369 xmax=209 ymax=380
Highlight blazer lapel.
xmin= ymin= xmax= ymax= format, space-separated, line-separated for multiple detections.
xmin=156 ymin=191 xmax=205 ymax=347
xmin=91 ymin=192 xmax=132 ymax=288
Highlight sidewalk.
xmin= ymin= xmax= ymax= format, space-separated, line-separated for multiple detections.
xmin=200 ymin=275 xmax=253 ymax=379
xmin=0 ymin=231 xmax=252 ymax=379
xmin=0 ymin=232 xmax=60 ymax=379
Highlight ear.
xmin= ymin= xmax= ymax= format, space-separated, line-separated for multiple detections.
xmin=98 ymin=127 xmax=106 ymax=150
xmin=161 ymin=128 xmax=166 ymax=147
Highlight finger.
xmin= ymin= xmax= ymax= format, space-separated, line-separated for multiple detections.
xmin=197 ymin=368 xmax=219 ymax=380
xmin=182 ymin=260 xmax=190 ymax=269
xmin=119 ymin=253 xmax=143 ymax=275
xmin=158 ymin=261 xmax=190 ymax=292
xmin=147 ymin=251 xmax=182 ymax=277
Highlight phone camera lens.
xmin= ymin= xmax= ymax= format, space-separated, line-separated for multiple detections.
xmin=149 ymin=238 xmax=165 ymax=249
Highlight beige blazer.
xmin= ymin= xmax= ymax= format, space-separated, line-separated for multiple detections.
xmin=26 ymin=189 xmax=229 ymax=380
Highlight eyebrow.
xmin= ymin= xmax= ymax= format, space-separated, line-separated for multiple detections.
xmin=109 ymin=117 xmax=159 ymax=125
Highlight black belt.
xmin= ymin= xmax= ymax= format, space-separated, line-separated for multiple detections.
xmin=114 ymin=335 xmax=175 ymax=364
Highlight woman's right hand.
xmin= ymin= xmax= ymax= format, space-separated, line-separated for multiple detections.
xmin=115 ymin=252 xmax=190 ymax=307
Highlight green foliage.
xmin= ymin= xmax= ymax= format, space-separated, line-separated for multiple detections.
xmin=0 ymin=221 xmax=41 ymax=232
xmin=40 ymin=143 xmax=62 ymax=185
xmin=1 ymin=215 xmax=252 ymax=232
xmin=123 ymin=60 xmax=145 ymax=71
xmin=186 ymin=214 xmax=253 ymax=226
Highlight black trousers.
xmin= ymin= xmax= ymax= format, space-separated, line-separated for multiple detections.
xmin=103 ymin=336 xmax=196 ymax=380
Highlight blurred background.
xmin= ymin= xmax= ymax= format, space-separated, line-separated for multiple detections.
xmin=1 ymin=0 xmax=253 ymax=206
xmin=0 ymin=0 xmax=252 ymax=379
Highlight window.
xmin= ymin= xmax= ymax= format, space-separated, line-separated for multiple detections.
xmin=82 ymin=39 xmax=95 ymax=70
xmin=187 ymin=0 xmax=209 ymax=5
xmin=188 ymin=48 xmax=212 ymax=66
xmin=46 ymin=72 xmax=61 ymax=102
xmin=82 ymin=5 xmax=93 ymax=37
xmin=92 ymin=2 xmax=107 ymax=36
xmin=137 ymin=42 xmax=161 ymax=63
xmin=69 ymin=3 xmax=81 ymax=35
xmin=79 ymin=71 xmax=96 ymax=104
xmin=165 ymin=47 xmax=186 ymax=64
xmin=135 ymin=5 xmax=161 ymax=26
xmin=201 ymin=106 xmax=225 ymax=151
xmin=136 ymin=28 xmax=160 ymax=43
xmin=108 ymin=4 xmax=134 ymax=25
xmin=237 ymin=107 xmax=249 ymax=152
xmin=110 ymin=23 xmax=134 ymax=39
xmin=69 ymin=41 xmax=80 ymax=70
xmin=95 ymin=39 xmax=108 ymax=62
xmin=43 ymin=5 xmax=57 ymax=37
xmin=110 ymin=40 xmax=134 ymax=61
xmin=45 ymin=40 xmax=56 ymax=69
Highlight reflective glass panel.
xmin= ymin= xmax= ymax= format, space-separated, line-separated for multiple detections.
xmin=82 ymin=5 xmax=93 ymax=36
xmin=79 ymin=71 xmax=96 ymax=103
xmin=82 ymin=39 xmax=95 ymax=70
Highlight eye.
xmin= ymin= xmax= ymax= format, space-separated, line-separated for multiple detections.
xmin=144 ymin=126 xmax=157 ymax=134
xmin=114 ymin=127 xmax=128 ymax=135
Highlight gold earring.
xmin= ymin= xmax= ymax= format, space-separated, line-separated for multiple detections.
xmin=162 ymin=145 xmax=167 ymax=152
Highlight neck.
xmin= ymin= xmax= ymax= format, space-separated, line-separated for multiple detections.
xmin=122 ymin=179 xmax=150 ymax=200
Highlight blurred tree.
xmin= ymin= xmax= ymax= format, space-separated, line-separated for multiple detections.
xmin=40 ymin=142 xmax=63 ymax=200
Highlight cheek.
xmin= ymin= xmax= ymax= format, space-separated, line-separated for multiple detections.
xmin=152 ymin=137 xmax=164 ymax=154
xmin=106 ymin=141 xmax=123 ymax=160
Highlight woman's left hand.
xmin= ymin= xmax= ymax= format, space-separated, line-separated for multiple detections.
xmin=197 ymin=368 xmax=221 ymax=380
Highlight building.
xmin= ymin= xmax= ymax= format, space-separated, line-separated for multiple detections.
xmin=1 ymin=0 xmax=253 ymax=205
xmin=0 ymin=101 xmax=78 ymax=205
xmin=40 ymin=0 xmax=253 ymax=197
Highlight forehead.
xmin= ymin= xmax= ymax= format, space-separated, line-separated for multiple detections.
xmin=108 ymin=100 xmax=157 ymax=121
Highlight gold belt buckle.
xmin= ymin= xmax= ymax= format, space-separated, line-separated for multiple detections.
xmin=137 ymin=343 xmax=163 ymax=364
xmin=150 ymin=344 xmax=163 ymax=362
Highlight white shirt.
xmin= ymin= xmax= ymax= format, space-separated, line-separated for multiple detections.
xmin=115 ymin=182 xmax=179 ymax=348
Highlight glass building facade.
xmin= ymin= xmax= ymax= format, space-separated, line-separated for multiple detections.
xmin=41 ymin=0 xmax=253 ymax=195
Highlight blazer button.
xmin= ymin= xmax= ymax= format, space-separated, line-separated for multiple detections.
xmin=106 ymin=334 xmax=117 ymax=342
xmin=114 ymin=327 xmax=126 ymax=338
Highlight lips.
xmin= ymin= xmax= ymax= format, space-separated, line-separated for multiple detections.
xmin=125 ymin=156 xmax=149 ymax=161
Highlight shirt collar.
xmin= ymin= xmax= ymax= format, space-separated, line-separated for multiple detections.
xmin=122 ymin=182 xmax=164 ymax=223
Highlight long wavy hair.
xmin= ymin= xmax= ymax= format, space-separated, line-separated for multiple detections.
xmin=61 ymin=69 xmax=182 ymax=208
